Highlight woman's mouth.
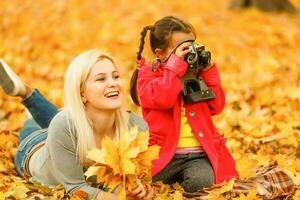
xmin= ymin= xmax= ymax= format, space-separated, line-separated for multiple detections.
xmin=104 ymin=91 xmax=119 ymax=98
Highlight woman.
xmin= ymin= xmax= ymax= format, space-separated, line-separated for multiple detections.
xmin=0 ymin=50 xmax=153 ymax=200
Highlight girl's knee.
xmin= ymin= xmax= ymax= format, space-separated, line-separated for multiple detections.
xmin=182 ymin=174 xmax=214 ymax=193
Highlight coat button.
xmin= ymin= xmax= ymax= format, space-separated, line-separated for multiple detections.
xmin=189 ymin=111 xmax=196 ymax=117
xmin=198 ymin=131 xmax=203 ymax=137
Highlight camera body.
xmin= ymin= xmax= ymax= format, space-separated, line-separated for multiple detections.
xmin=185 ymin=43 xmax=211 ymax=71
xmin=181 ymin=42 xmax=216 ymax=103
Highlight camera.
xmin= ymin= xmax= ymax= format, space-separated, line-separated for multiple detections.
xmin=181 ymin=42 xmax=216 ymax=103
xmin=185 ymin=43 xmax=211 ymax=71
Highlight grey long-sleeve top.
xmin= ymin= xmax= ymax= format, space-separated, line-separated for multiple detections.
xmin=29 ymin=110 xmax=148 ymax=200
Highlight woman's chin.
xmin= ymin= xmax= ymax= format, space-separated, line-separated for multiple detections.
xmin=104 ymin=101 xmax=123 ymax=110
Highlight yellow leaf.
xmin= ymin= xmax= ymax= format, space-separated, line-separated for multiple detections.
xmin=172 ymin=190 xmax=183 ymax=200
xmin=236 ymin=157 xmax=258 ymax=178
xmin=118 ymin=185 xmax=126 ymax=200
xmin=95 ymin=167 xmax=110 ymax=184
xmin=205 ymin=179 xmax=235 ymax=199
xmin=126 ymin=147 xmax=141 ymax=158
xmin=102 ymin=137 xmax=121 ymax=174
xmin=122 ymin=126 xmax=139 ymax=143
xmin=135 ymin=145 xmax=160 ymax=174
xmin=0 ymin=192 xmax=5 ymax=200
xmin=107 ymin=175 xmax=122 ymax=193
xmin=126 ymin=174 xmax=138 ymax=191
xmin=5 ymin=184 xmax=29 ymax=199
xmin=129 ymin=132 xmax=149 ymax=152
xmin=122 ymin=158 xmax=136 ymax=174
xmin=234 ymin=190 xmax=257 ymax=200
xmin=87 ymin=149 xmax=105 ymax=163
xmin=84 ymin=166 xmax=101 ymax=179
xmin=246 ymin=189 xmax=257 ymax=199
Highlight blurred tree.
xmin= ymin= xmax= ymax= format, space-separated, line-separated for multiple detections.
xmin=229 ymin=0 xmax=297 ymax=13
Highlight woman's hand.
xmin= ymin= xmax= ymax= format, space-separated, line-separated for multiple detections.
xmin=175 ymin=42 xmax=191 ymax=59
xmin=96 ymin=191 xmax=119 ymax=200
xmin=142 ymin=183 xmax=154 ymax=200
xmin=129 ymin=179 xmax=154 ymax=199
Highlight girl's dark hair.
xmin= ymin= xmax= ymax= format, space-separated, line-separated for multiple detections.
xmin=130 ymin=16 xmax=196 ymax=106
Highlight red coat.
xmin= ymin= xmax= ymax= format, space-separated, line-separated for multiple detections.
xmin=137 ymin=54 xmax=239 ymax=183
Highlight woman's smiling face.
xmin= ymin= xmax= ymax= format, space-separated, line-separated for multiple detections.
xmin=81 ymin=58 xmax=123 ymax=111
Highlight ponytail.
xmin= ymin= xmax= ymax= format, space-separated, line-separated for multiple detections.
xmin=130 ymin=25 xmax=153 ymax=106
xmin=130 ymin=68 xmax=139 ymax=105
xmin=137 ymin=25 xmax=153 ymax=60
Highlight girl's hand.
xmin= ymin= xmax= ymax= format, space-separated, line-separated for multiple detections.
xmin=202 ymin=63 xmax=215 ymax=71
xmin=129 ymin=179 xmax=154 ymax=199
xmin=175 ymin=42 xmax=191 ymax=59
xmin=97 ymin=191 xmax=119 ymax=200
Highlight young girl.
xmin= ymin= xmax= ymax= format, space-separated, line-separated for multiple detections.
xmin=0 ymin=51 xmax=153 ymax=200
xmin=130 ymin=16 xmax=239 ymax=193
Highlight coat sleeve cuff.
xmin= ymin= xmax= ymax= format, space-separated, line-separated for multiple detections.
xmin=164 ymin=53 xmax=188 ymax=77
xmin=200 ymin=64 xmax=220 ymax=86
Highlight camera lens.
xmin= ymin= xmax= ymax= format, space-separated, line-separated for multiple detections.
xmin=199 ymin=51 xmax=211 ymax=66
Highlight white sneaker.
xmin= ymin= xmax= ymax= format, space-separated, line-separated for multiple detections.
xmin=0 ymin=59 xmax=26 ymax=96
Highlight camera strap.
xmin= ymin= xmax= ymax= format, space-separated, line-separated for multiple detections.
xmin=161 ymin=39 xmax=195 ymax=63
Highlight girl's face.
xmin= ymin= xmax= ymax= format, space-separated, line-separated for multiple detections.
xmin=155 ymin=31 xmax=195 ymax=60
xmin=81 ymin=59 xmax=123 ymax=111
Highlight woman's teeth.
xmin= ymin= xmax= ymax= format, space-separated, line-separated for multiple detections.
xmin=105 ymin=91 xmax=119 ymax=97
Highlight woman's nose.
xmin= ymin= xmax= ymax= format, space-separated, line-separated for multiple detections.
xmin=107 ymin=77 xmax=118 ymax=86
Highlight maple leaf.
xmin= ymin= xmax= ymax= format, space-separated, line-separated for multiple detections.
xmin=5 ymin=183 xmax=30 ymax=199
xmin=134 ymin=145 xmax=160 ymax=175
xmin=87 ymin=149 xmax=105 ymax=164
xmin=233 ymin=189 xmax=257 ymax=200
xmin=102 ymin=137 xmax=122 ymax=174
xmin=72 ymin=190 xmax=88 ymax=200
xmin=85 ymin=127 xmax=160 ymax=199
xmin=204 ymin=179 xmax=235 ymax=199
xmin=236 ymin=157 xmax=258 ymax=178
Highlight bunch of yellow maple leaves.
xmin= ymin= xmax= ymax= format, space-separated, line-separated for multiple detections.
xmin=84 ymin=127 xmax=159 ymax=200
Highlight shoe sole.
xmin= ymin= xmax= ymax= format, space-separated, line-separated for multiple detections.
xmin=0 ymin=61 xmax=15 ymax=95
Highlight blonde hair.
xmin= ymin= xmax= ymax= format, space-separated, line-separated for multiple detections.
xmin=64 ymin=49 xmax=128 ymax=162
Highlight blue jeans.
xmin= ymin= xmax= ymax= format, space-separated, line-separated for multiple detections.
xmin=14 ymin=89 xmax=58 ymax=176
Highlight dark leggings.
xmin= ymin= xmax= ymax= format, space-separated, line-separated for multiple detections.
xmin=153 ymin=152 xmax=215 ymax=193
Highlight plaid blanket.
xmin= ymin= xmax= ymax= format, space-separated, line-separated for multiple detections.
xmin=183 ymin=161 xmax=295 ymax=199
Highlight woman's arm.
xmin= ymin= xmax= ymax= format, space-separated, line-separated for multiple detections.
xmin=96 ymin=191 xmax=118 ymax=200
xmin=47 ymin=111 xmax=102 ymax=200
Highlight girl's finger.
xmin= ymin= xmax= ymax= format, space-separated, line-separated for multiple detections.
xmin=182 ymin=49 xmax=191 ymax=56
xmin=177 ymin=42 xmax=191 ymax=51
xmin=176 ymin=48 xmax=191 ymax=58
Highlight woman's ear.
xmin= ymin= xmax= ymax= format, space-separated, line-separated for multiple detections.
xmin=154 ymin=48 xmax=166 ymax=60
xmin=81 ymin=91 xmax=87 ymax=104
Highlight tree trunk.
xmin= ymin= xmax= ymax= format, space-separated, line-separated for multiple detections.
xmin=229 ymin=0 xmax=297 ymax=13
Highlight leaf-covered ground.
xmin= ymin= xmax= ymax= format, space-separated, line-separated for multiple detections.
xmin=0 ymin=0 xmax=300 ymax=199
